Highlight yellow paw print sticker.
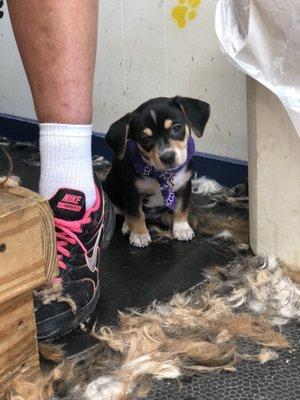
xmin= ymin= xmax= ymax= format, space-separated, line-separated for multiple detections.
xmin=172 ymin=0 xmax=202 ymax=28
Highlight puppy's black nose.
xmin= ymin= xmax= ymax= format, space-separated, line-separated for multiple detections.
xmin=160 ymin=151 xmax=175 ymax=165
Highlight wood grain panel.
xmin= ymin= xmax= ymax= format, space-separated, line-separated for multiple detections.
xmin=0 ymin=292 xmax=40 ymax=396
xmin=0 ymin=186 xmax=58 ymax=303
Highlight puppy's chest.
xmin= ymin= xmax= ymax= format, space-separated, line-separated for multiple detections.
xmin=135 ymin=167 xmax=192 ymax=208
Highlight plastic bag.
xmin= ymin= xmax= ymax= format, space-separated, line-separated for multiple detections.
xmin=215 ymin=0 xmax=300 ymax=136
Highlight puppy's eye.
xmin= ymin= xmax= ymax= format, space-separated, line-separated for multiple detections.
xmin=171 ymin=123 xmax=182 ymax=133
xmin=140 ymin=136 xmax=153 ymax=146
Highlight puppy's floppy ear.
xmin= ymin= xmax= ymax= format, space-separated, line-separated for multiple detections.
xmin=174 ymin=96 xmax=210 ymax=137
xmin=105 ymin=113 xmax=133 ymax=160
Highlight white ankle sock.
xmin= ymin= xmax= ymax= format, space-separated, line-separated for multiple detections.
xmin=39 ymin=123 xmax=96 ymax=209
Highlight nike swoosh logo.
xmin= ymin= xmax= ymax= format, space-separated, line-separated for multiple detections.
xmin=85 ymin=193 xmax=105 ymax=272
xmin=85 ymin=223 xmax=104 ymax=272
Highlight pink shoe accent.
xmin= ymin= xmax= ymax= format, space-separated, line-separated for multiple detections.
xmin=54 ymin=186 xmax=103 ymax=271
xmin=57 ymin=202 xmax=82 ymax=212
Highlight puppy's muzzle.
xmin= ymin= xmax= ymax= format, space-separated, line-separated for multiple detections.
xmin=159 ymin=150 xmax=176 ymax=166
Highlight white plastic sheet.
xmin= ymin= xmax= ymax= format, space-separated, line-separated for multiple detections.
xmin=215 ymin=0 xmax=300 ymax=136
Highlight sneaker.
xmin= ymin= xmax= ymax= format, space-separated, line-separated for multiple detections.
xmin=34 ymin=175 xmax=115 ymax=340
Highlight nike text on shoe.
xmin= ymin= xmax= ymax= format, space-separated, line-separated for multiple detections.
xmin=34 ymin=176 xmax=115 ymax=340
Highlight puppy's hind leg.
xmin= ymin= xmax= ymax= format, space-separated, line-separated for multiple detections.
xmin=160 ymin=211 xmax=173 ymax=228
xmin=121 ymin=219 xmax=130 ymax=235
xmin=112 ymin=204 xmax=130 ymax=235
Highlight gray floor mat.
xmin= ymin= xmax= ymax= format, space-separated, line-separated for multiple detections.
xmin=3 ymin=139 xmax=300 ymax=400
xmin=146 ymin=324 xmax=300 ymax=400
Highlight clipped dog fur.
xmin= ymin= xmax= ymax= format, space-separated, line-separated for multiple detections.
xmin=189 ymin=207 xmax=249 ymax=246
xmin=0 ymin=175 xmax=21 ymax=188
xmin=8 ymin=268 xmax=292 ymax=400
xmin=282 ymin=264 xmax=300 ymax=285
xmin=93 ymin=156 xmax=111 ymax=181
xmin=192 ymin=176 xmax=248 ymax=209
xmin=92 ymin=155 xmax=110 ymax=167
xmin=7 ymin=362 xmax=75 ymax=400
xmin=192 ymin=175 xmax=223 ymax=195
xmin=206 ymin=255 xmax=300 ymax=326
xmin=34 ymin=283 xmax=77 ymax=315
xmin=150 ymin=206 xmax=249 ymax=250
xmin=38 ymin=343 xmax=65 ymax=363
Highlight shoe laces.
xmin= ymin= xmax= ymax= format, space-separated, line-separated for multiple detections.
xmin=55 ymin=216 xmax=91 ymax=270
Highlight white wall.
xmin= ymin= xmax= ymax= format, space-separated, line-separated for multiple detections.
xmin=0 ymin=0 xmax=247 ymax=161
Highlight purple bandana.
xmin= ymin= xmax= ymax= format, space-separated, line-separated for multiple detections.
xmin=127 ymin=137 xmax=195 ymax=211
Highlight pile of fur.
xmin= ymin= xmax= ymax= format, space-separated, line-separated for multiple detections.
xmin=192 ymin=176 xmax=248 ymax=209
xmin=190 ymin=208 xmax=249 ymax=247
xmin=84 ymin=294 xmax=289 ymax=399
xmin=150 ymin=205 xmax=249 ymax=251
xmin=7 ymin=279 xmax=291 ymax=400
xmin=207 ymin=255 xmax=300 ymax=326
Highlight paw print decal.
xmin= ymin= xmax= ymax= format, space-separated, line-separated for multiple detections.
xmin=172 ymin=0 xmax=201 ymax=28
xmin=0 ymin=1 xmax=4 ymax=20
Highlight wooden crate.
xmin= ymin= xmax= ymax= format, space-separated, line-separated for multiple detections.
xmin=0 ymin=185 xmax=58 ymax=396
xmin=0 ymin=292 xmax=40 ymax=391
xmin=0 ymin=185 xmax=58 ymax=302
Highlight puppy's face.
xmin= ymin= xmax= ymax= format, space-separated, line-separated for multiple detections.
xmin=131 ymin=103 xmax=189 ymax=170
xmin=105 ymin=97 xmax=210 ymax=170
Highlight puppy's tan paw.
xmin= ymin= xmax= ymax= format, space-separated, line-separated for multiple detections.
xmin=173 ymin=221 xmax=195 ymax=241
xmin=121 ymin=220 xmax=130 ymax=235
xmin=129 ymin=232 xmax=152 ymax=248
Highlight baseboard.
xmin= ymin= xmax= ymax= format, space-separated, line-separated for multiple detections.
xmin=0 ymin=113 xmax=248 ymax=187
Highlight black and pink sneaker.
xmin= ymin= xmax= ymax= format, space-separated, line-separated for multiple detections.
xmin=34 ymin=176 xmax=115 ymax=340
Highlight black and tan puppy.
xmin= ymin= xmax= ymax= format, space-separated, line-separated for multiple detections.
xmin=104 ymin=96 xmax=210 ymax=247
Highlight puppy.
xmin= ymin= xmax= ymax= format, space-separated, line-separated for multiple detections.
xmin=104 ymin=96 xmax=210 ymax=247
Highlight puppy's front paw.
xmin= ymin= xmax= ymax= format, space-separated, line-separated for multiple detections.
xmin=129 ymin=232 xmax=152 ymax=248
xmin=173 ymin=221 xmax=195 ymax=241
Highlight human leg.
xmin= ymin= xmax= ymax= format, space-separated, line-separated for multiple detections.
xmin=8 ymin=0 xmax=99 ymax=206
xmin=7 ymin=0 xmax=115 ymax=339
